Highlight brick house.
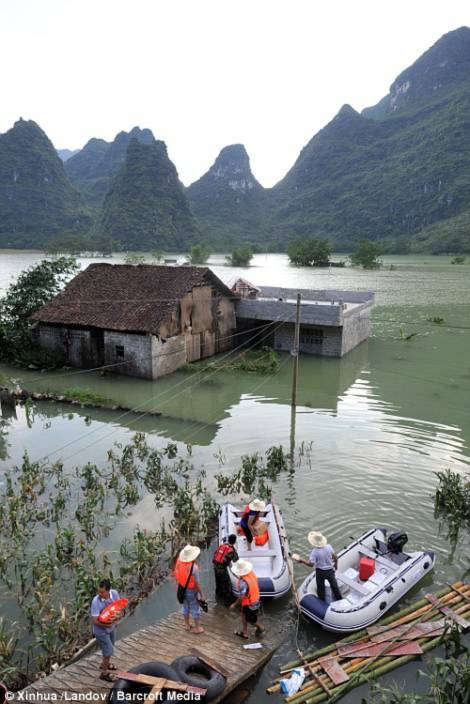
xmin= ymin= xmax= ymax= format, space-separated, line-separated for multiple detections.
xmin=234 ymin=286 xmax=374 ymax=357
xmin=31 ymin=264 xmax=237 ymax=379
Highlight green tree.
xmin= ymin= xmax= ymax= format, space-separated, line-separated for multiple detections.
xmin=0 ymin=257 xmax=78 ymax=358
xmin=287 ymin=238 xmax=331 ymax=266
xmin=43 ymin=233 xmax=92 ymax=256
xmin=350 ymin=240 xmax=383 ymax=269
xmin=92 ymin=234 xmax=117 ymax=256
xmin=124 ymin=252 xmax=146 ymax=265
xmin=226 ymin=243 xmax=253 ymax=267
xmin=151 ymin=250 xmax=164 ymax=262
xmin=187 ymin=241 xmax=211 ymax=265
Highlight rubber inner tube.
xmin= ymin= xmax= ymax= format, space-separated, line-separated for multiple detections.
xmin=171 ymin=655 xmax=226 ymax=701
xmin=109 ymin=661 xmax=180 ymax=703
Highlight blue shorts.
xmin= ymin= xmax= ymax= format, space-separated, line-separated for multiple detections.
xmin=95 ymin=629 xmax=115 ymax=658
xmin=183 ymin=588 xmax=200 ymax=619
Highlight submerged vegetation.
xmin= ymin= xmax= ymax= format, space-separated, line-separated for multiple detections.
xmin=434 ymin=468 xmax=470 ymax=546
xmin=0 ymin=434 xmax=216 ymax=688
xmin=183 ymin=347 xmax=280 ymax=375
xmin=350 ymin=240 xmax=383 ymax=269
xmin=287 ymin=238 xmax=332 ymax=266
xmin=226 ymin=243 xmax=254 ymax=267
xmin=61 ymin=387 xmax=110 ymax=404
xmin=187 ymin=241 xmax=211 ymax=265
xmin=0 ymin=428 xmax=292 ymax=689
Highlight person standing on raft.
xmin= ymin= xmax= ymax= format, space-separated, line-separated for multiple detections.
xmin=174 ymin=544 xmax=206 ymax=634
xmin=294 ymin=531 xmax=342 ymax=602
xmin=90 ymin=579 xmax=121 ymax=681
xmin=240 ymin=499 xmax=266 ymax=551
xmin=213 ymin=534 xmax=238 ymax=605
xmin=230 ymin=559 xmax=265 ymax=639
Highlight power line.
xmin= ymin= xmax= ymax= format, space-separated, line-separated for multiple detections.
xmin=34 ymin=316 xmax=291 ymax=465
xmin=24 ymin=320 xmax=276 ymax=383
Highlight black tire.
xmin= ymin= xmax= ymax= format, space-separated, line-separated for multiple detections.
xmin=109 ymin=660 xmax=180 ymax=703
xmin=171 ymin=655 xmax=226 ymax=701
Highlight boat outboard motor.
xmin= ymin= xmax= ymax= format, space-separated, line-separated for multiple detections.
xmin=387 ymin=531 xmax=408 ymax=554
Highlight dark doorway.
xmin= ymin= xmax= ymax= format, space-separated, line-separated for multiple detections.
xmin=90 ymin=329 xmax=105 ymax=366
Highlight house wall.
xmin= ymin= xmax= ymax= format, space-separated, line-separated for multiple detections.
xmin=179 ymin=286 xmax=236 ymax=361
xmin=36 ymin=284 xmax=236 ymax=380
xmin=341 ymin=308 xmax=371 ymax=356
xmin=103 ymin=331 xmax=154 ymax=379
xmin=151 ymin=335 xmax=187 ymax=378
xmin=274 ymin=323 xmax=343 ymax=357
xmin=37 ymin=325 xmax=95 ymax=367
xmin=216 ymin=296 xmax=237 ymax=352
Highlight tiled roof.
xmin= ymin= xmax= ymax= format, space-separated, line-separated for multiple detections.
xmin=31 ymin=263 xmax=234 ymax=335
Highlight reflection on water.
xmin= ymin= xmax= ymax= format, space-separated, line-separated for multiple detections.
xmin=1 ymin=251 xmax=470 ymax=700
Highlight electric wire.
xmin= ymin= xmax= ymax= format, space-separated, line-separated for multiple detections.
xmin=37 ymin=316 xmax=292 ymax=466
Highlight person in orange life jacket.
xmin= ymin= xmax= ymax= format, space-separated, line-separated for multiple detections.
xmin=90 ymin=579 xmax=121 ymax=681
xmin=294 ymin=531 xmax=342 ymax=602
xmin=213 ymin=534 xmax=238 ymax=605
xmin=174 ymin=544 xmax=206 ymax=634
xmin=229 ymin=559 xmax=265 ymax=639
xmin=240 ymin=499 xmax=266 ymax=551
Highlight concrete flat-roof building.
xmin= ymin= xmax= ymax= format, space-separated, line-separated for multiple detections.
xmin=234 ymin=285 xmax=374 ymax=357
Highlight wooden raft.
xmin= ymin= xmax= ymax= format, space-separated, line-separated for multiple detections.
xmin=20 ymin=607 xmax=281 ymax=703
xmin=269 ymin=581 xmax=470 ymax=703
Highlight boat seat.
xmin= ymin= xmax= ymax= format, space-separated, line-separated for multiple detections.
xmin=336 ymin=573 xmax=373 ymax=596
xmin=237 ymin=550 xmax=276 ymax=558
xmin=358 ymin=545 xmax=400 ymax=571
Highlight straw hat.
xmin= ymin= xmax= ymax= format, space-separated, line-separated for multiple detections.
xmin=179 ymin=544 xmax=201 ymax=563
xmin=231 ymin=559 xmax=253 ymax=578
xmin=308 ymin=531 xmax=327 ymax=548
xmin=249 ymin=499 xmax=266 ymax=511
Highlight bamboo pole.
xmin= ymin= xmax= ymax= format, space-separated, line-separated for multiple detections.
xmin=301 ymin=628 xmax=459 ymax=704
xmin=279 ymin=582 xmax=465 ymax=671
xmin=276 ymin=585 xmax=470 ymax=701
xmin=285 ymin=605 xmax=470 ymax=704
xmin=273 ymin=590 xmax=470 ymax=702
xmin=291 ymin=603 xmax=470 ymax=704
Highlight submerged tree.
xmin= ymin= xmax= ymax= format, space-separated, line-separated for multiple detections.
xmin=287 ymin=238 xmax=331 ymax=266
xmin=350 ymin=240 xmax=383 ymax=269
xmin=226 ymin=243 xmax=253 ymax=267
xmin=187 ymin=241 xmax=211 ymax=265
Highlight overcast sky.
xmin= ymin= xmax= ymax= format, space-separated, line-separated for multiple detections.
xmin=1 ymin=0 xmax=469 ymax=187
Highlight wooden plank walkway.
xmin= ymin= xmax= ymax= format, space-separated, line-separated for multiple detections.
xmin=21 ymin=606 xmax=281 ymax=702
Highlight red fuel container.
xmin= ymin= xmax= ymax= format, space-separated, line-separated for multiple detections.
xmin=359 ymin=556 xmax=375 ymax=581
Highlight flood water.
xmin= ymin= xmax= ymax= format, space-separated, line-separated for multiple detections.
xmin=1 ymin=250 xmax=469 ymax=701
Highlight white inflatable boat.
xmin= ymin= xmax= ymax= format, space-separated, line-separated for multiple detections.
xmin=298 ymin=528 xmax=435 ymax=632
xmin=218 ymin=502 xmax=292 ymax=598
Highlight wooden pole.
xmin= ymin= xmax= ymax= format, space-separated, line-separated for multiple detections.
xmin=291 ymin=293 xmax=302 ymax=408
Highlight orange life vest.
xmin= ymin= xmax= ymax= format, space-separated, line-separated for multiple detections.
xmin=174 ymin=559 xmax=197 ymax=589
xmin=213 ymin=543 xmax=235 ymax=566
xmin=238 ymin=570 xmax=260 ymax=607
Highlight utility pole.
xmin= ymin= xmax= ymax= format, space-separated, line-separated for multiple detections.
xmin=290 ymin=293 xmax=301 ymax=467
xmin=291 ymin=293 xmax=302 ymax=408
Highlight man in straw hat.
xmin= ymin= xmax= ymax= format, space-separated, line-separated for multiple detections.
xmin=229 ymin=559 xmax=265 ymax=639
xmin=174 ymin=545 xmax=206 ymax=634
xmin=239 ymin=498 xmax=266 ymax=551
xmin=294 ymin=531 xmax=342 ymax=602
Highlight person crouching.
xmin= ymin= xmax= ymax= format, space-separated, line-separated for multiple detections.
xmin=230 ymin=559 xmax=265 ymax=639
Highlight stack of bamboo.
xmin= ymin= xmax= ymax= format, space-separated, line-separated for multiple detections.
xmin=267 ymin=581 xmax=470 ymax=704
